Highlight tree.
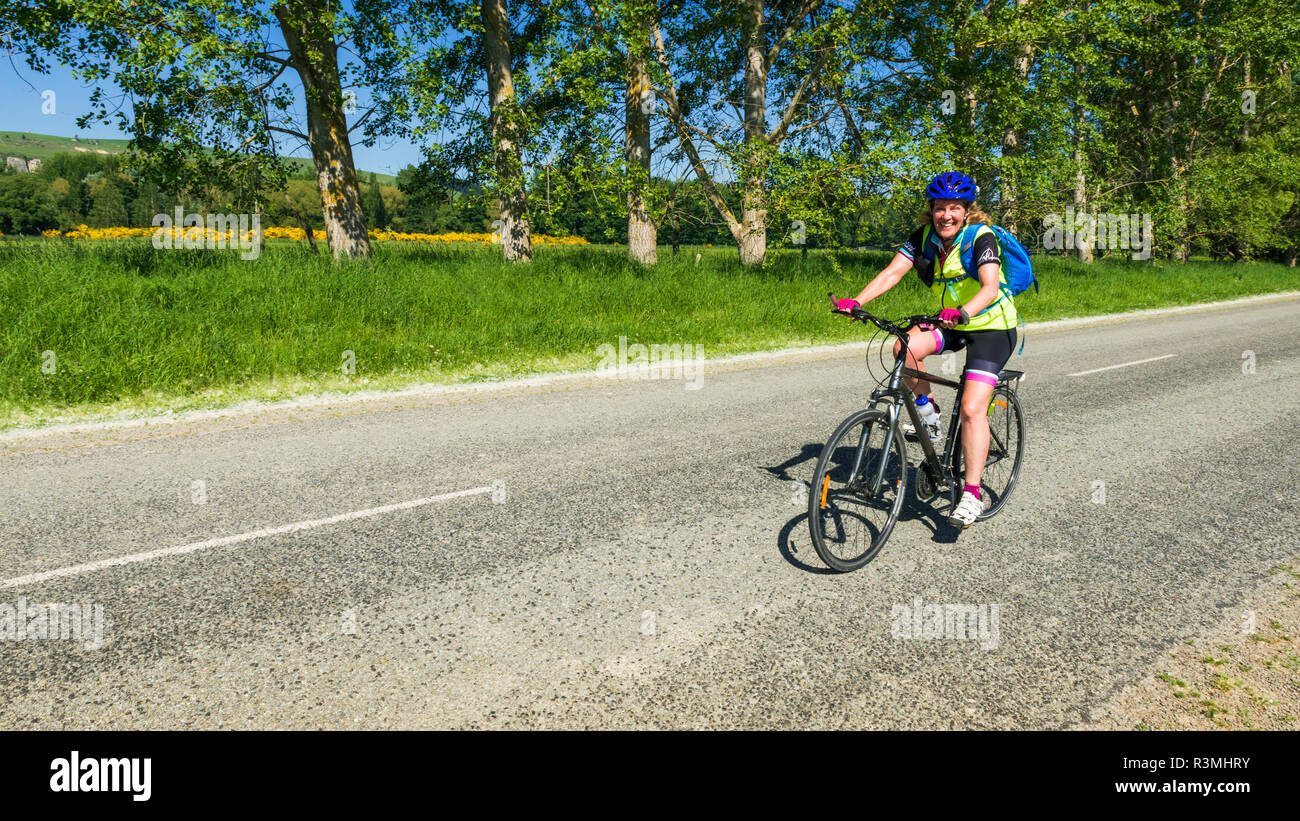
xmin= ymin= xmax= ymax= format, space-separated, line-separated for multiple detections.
xmin=625 ymin=11 xmax=657 ymax=263
xmin=86 ymin=175 xmax=128 ymax=227
xmin=532 ymin=0 xmax=664 ymax=261
xmin=481 ymin=0 xmax=534 ymax=260
xmin=0 ymin=173 xmax=60 ymax=233
xmin=404 ymin=0 xmax=545 ymax=261
xmin=11 ymin=0 xmax=411 ymax=258
xmin=272 ymin=0 xmax=375 ymax=257
xmin=651 ymin=0 xmax=888 ymax=265
xmin=365 ymin=173 xmax=390 ymax=230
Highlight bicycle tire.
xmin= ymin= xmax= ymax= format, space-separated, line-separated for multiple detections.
xmin=807 ymin=408 xmax=907 ymax=572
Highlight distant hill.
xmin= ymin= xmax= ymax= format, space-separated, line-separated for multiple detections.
xmin=0 ymin=131 xmax=397 ymax=184
xmin=0 ymin=131 xmax=131 ymax=161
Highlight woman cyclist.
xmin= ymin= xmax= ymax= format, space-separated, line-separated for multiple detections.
xmin=834 ymin=171 xmax=1018 ymax=529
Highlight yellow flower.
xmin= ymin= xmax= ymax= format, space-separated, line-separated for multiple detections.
xmin=37 ymin=224 xmax=592 ymax=247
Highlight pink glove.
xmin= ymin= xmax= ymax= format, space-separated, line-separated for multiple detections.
xmin=835 ymin=298 xmax=860 ymax=313
xmin=938 ymin=308 xmax=963 ymax=324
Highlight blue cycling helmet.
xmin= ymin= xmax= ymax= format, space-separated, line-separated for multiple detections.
xmin=924 ymin=171 xmax=978 ymax=202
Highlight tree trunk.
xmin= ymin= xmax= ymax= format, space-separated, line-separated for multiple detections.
xmin=284 ymin=189 xmax=317 ymax=252
xmin=1167 ymin=71 xmax=1189 ymax=262
xmin=255 ymin=202 xmax=266 ymax=255
xmin=276 ymin=1 xmax=370 ymax=260
xmin=1072 ymin=39 xmax=1093 ymax=263
xmin=1072 ymin=129 xmax=1092 ymax=263
xmin=738 ymin=0 xmax=768 ymax=266
xmin=481 ymin=0 xmax=533 ymax=262
xmin=1001 ymin=0 xmax=1032 ymax=235
xmin=1241 ymin=52 xmax=1251 ymax=143
xmin=1169 ymin=158 xmax=1189 ymax=262
xmin=951 ymin=5 xmax=981 ymax=181
xmin=626 ymin=41 xmax=656 ymax=264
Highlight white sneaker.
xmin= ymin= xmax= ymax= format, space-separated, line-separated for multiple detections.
xmin=902 ymin=418 xmax=943 ymax=443
xmin=947 ymin=491 xmax=985 ymax=528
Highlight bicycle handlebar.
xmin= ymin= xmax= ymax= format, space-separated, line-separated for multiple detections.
xmin=828 ymin=293 xmax=943 ymax=338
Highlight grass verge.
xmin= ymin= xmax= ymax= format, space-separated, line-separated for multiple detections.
xmin=2 ymin=237 xmax=1298 ymax=430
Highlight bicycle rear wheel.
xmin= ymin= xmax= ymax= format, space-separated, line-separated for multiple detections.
xmin=952 ymin=386 xmax=1026 ymax=519
xmin=807 ymin=408 xmax=907 ymax=572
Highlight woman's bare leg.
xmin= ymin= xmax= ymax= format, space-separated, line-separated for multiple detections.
xmin=959 ymin=379 xmax=996 ymax=488
xmin=892 ymin=327 xmax=940 ymax=397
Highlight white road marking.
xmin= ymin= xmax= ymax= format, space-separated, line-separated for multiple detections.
xmin=1 ymin=486 xmax=494 ymax=589
xmin=1068 ymin=354 xmax=1176 ymax=377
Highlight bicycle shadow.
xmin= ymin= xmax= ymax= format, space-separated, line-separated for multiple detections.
xmin=767 ymin=443 xmax=963 ymax=575
xmin=758 ymin=443 xmax=823 ymax=483
xmin=777 ymin=511 xmax=838 ymax=575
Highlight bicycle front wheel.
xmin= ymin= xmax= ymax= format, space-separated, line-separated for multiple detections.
xmin=807 ymin=408 xmax=907 ymax=572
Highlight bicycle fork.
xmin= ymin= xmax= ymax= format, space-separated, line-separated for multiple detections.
xmin=853 ymin=400 xmax=901 ymax=497
xmin=852 ymin=391 xmax=921 ymax=498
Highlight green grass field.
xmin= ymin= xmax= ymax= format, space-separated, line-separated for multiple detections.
xmin=0 ymin=130 xmax=131 ymax=162
xmin=1 ymin=237 xmax=1296 ymax=430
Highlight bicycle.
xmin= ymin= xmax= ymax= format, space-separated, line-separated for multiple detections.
xmin=807 ymin=294 xmax=1027 ymax=572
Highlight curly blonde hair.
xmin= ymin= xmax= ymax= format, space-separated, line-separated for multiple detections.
xmin=917 ymin=200 xmax=994 ymax=228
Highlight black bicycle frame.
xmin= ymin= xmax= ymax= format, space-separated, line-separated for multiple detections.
xmin=866 ymin=347 xmax=969 ymax=491
xmin=827 ymin=296 xmax=1024 ymax=510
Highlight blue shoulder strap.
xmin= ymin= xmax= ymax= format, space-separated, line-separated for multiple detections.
xmin=957 ymin=225 xmax=976 ymax=273
xmin=927 ymin=226 xmax=1021 ymax=354
xmin=920 ymin=224 xmax=941 ymax=260
xmin=955 ymin=224 xmax=1028 ymax=356
xmin=933 ymin=225 xmax=981 ymax=281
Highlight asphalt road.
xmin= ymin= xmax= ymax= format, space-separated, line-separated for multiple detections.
xmin=1 ymin=297 xmax=1297 ymax=729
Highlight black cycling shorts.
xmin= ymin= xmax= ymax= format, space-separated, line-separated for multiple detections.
xmin=927 ymin=326 xmax=1017 ymax=386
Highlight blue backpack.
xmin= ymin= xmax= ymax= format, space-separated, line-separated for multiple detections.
xmin=922 ymin=223 xmax=1038 ymax=353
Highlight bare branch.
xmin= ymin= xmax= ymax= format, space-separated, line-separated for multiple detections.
xmin=267 ymin=124 xmax=310 ymax=142
xmin=253 ymin=50 xmax=293 ymax=67
xmin=766 ymin=0 xmax=826 ymax=69
xmin=347 ymin=104 xmax=377 ymax=135
xmin=769 ymin=59 xmax=823 ymax=144
xmin=651 ymin=21 xmax=740 ymax=233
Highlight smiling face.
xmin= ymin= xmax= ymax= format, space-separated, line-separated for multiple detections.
xmin=930 ymin=198 xmax=969 ymax=242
